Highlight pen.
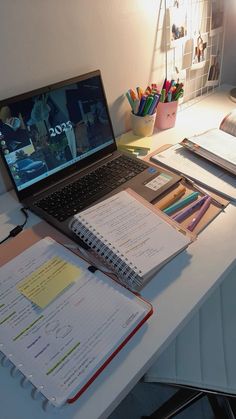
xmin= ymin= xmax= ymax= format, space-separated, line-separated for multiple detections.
xmin=187 ymin=196 xmax=212 ymax=231
xmin=136 ymin=86 xmax=143 ymax=100
xmin=164 ymin=191 xmax=199 ymax=215
xmin=133 ymin=98 xmax=140 ymax=114
xmin=160 ymin=89 xmax=166 ymax=102
xmin=142 ymin=96 xmax=154 ymax=116
xmin=149 ymin=94 xmax=161 ymax=115
xmin=129 ymin=88 xmax=137 ymax=101
xmin=172 ymin=83 xmax=183 ymax=100
xmin=156 ymin=184 xmax=186 ymax=210
xmin=173 ymin=195 xmax=208 ymax=223
xmin=179 ymin=174 xmax=225 ymax=208
xmin=174 ymin=89 xmax=184 ymax=101
xmin=161 ymin=77 xmax=167 ymax=91
xmin=126 ymin=91 xmax=134 ymax=111
xmin=167 ymin=91 xmax=172 ymax=102
xmin=145 ymin=86 xmax=152 ymax=95
xmin=137 ymin=95 xmax=147 ymax=115
xmin=165 ymin=80 xmax=171 ymax=94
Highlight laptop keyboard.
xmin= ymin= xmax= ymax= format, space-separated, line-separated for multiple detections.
xmin=34 ymin=155 xmax=148 ymax=222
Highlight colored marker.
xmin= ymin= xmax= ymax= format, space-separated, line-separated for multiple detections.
xmin=129 ymin=88 xmax=137 ymax=101
xmin=149 ymin=94 xmax=161 ymax=115
xmin=167 ymin=91 xmax=172 ymax=102
xmin=173 ymin=195 xmax=208 ymax=223
xmin=162 ymin=77 xmax=167 ymax=91
xmin=133 ymin=98 xmax=140 ymax=114
xmin=142 ymin=96 xmax=154 ymax=116
xmin=126 ymin=91 xmax=134 ymax=111
xmin=174 ymin=89 xmax=184 ymax=101
xmin=157 ymin=184 xmax=186 ymax=211
xmin=164 ymin=191 xmax=199 ymax=215
xmin=187 ymin=196 xmax=212 ymax=231
xmin=137 ymin=95 xmax=147 ymax=116
xmin=160 ymin=89 xmax=166 ymax=102
xmin=136 ymin=86 xmax=143 ymax=100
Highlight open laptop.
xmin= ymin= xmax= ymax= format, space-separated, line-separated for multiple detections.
xmin=0 ymin=70 xmax=180 ymax=244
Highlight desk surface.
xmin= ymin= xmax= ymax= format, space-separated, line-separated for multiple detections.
xmin=0 ymin=85 xmax=236 ymax=419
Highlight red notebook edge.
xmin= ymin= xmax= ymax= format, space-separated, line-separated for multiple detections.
xmin=67 ymin=301 xmax=153 ymax=404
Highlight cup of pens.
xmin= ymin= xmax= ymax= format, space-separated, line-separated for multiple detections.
xmin=126 ymin=86 xmax=160 ymax=137
xmin=130 ymin=112 xmax=156 ymax=137
xmin=155 ymin=79 xmax=184 ymax=130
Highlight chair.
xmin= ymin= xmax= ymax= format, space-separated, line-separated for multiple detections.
xmin=142 ymin=263 xmax=236 ymax=419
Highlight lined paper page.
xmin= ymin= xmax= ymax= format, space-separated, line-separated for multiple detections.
xmin=74 ymin=190 xmax=190 ymax=278
xmin=0 ymin=238 xmax=149 ymax=407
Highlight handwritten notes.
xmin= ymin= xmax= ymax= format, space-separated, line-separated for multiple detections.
xmin=17 ymin=256 xmax=81 ymax=308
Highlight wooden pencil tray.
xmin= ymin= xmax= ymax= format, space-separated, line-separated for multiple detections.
xmin=144 ymin=144 xmax=229 ymax=236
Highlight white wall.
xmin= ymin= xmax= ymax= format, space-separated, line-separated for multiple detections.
xmin=221 ymin=2 xmax=236 ymax=85
xmin=0 ymin=0 xmax=162 ymax=194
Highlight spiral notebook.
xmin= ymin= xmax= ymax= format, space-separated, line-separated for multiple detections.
xmin=69 ymin=189 xmax=193 ymax=291
xmin=0 ymin=233 xmax=152 ymax=409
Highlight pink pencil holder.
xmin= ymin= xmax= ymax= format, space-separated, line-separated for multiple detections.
xmin=155 ymin=101 xmax=178 ymax=130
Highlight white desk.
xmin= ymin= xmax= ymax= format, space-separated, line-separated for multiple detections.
xmin=0 ymin=85 xmax=236 ymax=419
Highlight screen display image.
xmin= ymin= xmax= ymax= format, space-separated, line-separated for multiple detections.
xmin=0 ymin=75 xmax=114 ymax=191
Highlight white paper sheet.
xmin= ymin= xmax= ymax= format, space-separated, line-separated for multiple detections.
xmin=151 ymin=144 xmax=236 ymax=200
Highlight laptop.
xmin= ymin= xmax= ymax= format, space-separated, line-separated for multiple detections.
xmin=0 ymin=70 xmax=180 ymax=244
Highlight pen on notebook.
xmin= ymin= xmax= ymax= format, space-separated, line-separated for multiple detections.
xmin=187 ymin=196 xmax=212 ymax=231
xmin=173 ymin=195 xmax=208 ymax=223
xmin=156 ymin=184 xmax=186 ymax=211
xmin=164 ymin=191 xmax=199 ymax=215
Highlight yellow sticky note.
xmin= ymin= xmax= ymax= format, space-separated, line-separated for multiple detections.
xmin=17 ymin=257 xmax=81 ymax=308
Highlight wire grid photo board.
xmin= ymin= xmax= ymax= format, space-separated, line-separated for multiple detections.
xmin=151 ymin=0 xmax=226 ymax=109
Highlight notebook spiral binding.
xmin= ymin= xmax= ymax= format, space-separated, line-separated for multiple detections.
xmin=70 ymin=218 xmax=143 ymax=291
xmin=0 ymin=348 xmax=63 ymax=411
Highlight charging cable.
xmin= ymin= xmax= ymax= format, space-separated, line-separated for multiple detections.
xmin=0 ymin=207 xmax=29 ymax=244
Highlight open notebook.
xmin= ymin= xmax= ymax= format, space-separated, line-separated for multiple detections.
xmin=69 ymin=189 xmax=193 ymax=291
xmin=0 ymin=236 xmax=152 ymax=408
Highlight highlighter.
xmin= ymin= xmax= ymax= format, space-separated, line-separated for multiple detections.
xmin=187 ymin=196 xmax=212 ymax=231
xmin=142 ymin=96 xmax=154 ymax=116
xmin=164 ymin=191 xmax=199 ymax=215
xmin=157 ymin=185 xmax=186 ymax=211
xmin=173 ymin=195 xmax=208 ymax=223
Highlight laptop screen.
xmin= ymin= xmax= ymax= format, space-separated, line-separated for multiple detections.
xmin=0 ymin=70 xmax=116 ymax=195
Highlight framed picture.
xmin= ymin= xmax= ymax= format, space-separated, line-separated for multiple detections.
xmin=210 ymin=0 xmax=224 ymax=36
xmin=169 ymin=2 xmax=188 ymax=47
xmin=206 ymin=54 xmax=220 ymax=86
xmin=191 ymin=33 xmax=208 ymax=70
